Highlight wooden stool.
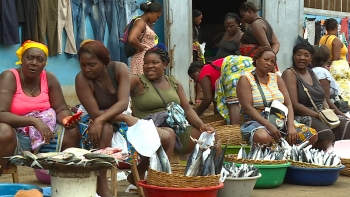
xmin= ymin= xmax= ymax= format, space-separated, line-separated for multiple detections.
xmin=3 ymin=165 xmax=19 ymax=183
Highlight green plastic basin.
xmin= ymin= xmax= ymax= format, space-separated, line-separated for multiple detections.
xmin=237 ymin=162 xmax=290 ymax=189
xmin=224 ymin=145 xmax=251 ymax=155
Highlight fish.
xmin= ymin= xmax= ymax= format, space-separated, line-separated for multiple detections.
xmin=156 ymin=146 xmax=172 ymax=174
xmin=36 ymin=152 xmax=61 ymax=160
xmin=150 ymin=152 xmax=162 ymax=172
xmin=22 ymin=151 xmax=43 ymax=169
xmin=224 ymin=162 xmax=260 ymax=178
xmin=201 ymin=146 xmax=216 ymax=176
xmin=185 ymin=149 xmax=204 ymax=176
xmin=215 ymin=145 xmax=227 ymax=174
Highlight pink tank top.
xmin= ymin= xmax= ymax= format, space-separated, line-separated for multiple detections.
xmin=10 ymin=69 xmax=51 ymax=116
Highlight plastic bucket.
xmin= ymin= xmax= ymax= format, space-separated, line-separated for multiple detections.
xmin=34 ymin=169 xmax=51 ymax=184
xmin=217 ymin=173 xmax=261 ymax=197
xmin=0 ymin=183 xmax=43 ymax=196
xmin=138 ymin=180 xmax=223 ymax=197
xmin=225 ymin=145 xmax=251 ymax=155
xmin=284 ymin=165 xmax=344 ymax=186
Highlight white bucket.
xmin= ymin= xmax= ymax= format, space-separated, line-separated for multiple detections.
xmin=218 ymin=173 xmax=262 ymax=197
xmin=50 ymin=170 xmax=98 ymax=197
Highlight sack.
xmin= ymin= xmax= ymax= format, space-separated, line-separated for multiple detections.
xmin=123 ymin=17 xmax=145 ymax=58
xmin=166 ymin=102 xmax=189 ymax=136
xmin=318 ymin=109 xmax=340 ymax=129
xmin=334 ymin=96 xmax=350 ymax=113
xmin=263 ymin=100 xmax=288 ymax=137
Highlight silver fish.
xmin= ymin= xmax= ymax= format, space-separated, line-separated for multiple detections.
xmin=156 ymin=146 xmax=172 ymax=174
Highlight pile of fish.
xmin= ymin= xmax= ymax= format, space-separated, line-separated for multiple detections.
xmin=222 ymin=162 xmax=259 ymax=178
xmin=150 ymin=146 xmax=172 ymax=174
xmin=6 ymin=147 xmax=129 ymax=169
xmin=237 ymin=143 xmax=287 ymax=161
xmin=184 ymin=136 xmax=227 ymax=177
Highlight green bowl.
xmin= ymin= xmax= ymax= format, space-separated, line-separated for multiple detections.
xmin=224 ymin=145 xmax=251 ymax=155
xmin=237 ymin=162 xmax=290 ymax=189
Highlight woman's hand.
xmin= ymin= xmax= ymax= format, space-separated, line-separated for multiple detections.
xmin=286 ymin=126 xmax=298 ymax=145
xmin=63 ymin=119 xmax=80 ymax=130
xmin=124 ymin=115 xmax=139 ymax=127
xmin=33 ymin=118 xmax=54 ymax=144
xmin=199 ymin=124 xmax=215 ymax=134
xmin=265 ymin=123 xmax=282 ymax=141
xmin=87 ymin=118 xmax=104 ymax=145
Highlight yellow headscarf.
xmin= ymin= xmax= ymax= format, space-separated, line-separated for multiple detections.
xmin=15 ymin=40 xmax=49 ymax=65
xmin=80 ymin=39 xmax=94 ymax=47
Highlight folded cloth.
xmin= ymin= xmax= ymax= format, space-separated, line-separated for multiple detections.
xmin=15 ymin=189 xmax=43 ymax=197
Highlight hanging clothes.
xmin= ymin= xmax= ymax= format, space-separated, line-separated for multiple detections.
xmin=0 ymin=0 xmax=20 ymax=45
xmin=125 ymin=0 xmax=139 ymax=23
xmin=305 ymin=18 xmax=316 ymax=45
xmin=15 ymin=0 xmax=38 ymax=44
xmin=340 ymin=17 xmax=349 ymax=41
xmin=35 ymin=0 xmax=59 ymax=56
xmin=314 ymin=21 xmax=321 ymax=45
xmin=57 ymin=0 xmax=77 ymax=55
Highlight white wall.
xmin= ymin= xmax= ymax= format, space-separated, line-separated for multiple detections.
xmin=263 ymin=0 xmax=304 ymax=71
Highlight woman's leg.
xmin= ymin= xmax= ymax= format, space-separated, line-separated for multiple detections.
xmin=96 ymin=123 xmax=114 ymax=197
xmin=0 ymin=123 xmax=17 ymax=175
xmin=252 ymin=129 xmax=273 ymax=145
xmin=127 ymin=127 xmax=176 ymax=185
xmin=227 ymin=103 xmax=240 ymax=125
xmin=60 ymin=126 xmax=80 ymax=151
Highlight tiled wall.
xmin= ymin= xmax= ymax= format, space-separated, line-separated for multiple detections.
xmin=304 ymin=0 xmax=350 ymax=12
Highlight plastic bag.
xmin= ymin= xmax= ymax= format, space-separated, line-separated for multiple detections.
xmin=111 ymin=132 xmax=128 ymax=154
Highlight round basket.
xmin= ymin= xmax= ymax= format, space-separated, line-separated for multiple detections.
xmin=208 ymin=119 xmax=227 ymax=127
xmin=340 ymin=158 xmax=350 ymax=176
xmin=215 ymin=125 xmax=246 ymax=145
xmin=201 ymin=114 xmax=224 ymax=124
xmin=147 ymin=164 xmax=220 ymax=188
xmin=290 ymin=160 xmax=342 ymax=169
xmin=225 ymin=154 xmax=288 ymax=165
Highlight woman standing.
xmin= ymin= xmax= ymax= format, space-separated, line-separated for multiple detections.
xmin=128 ymin=0 xmax=162 ymax=74
xmin=239 ymin=2 xmax=280 ymax=57
xmin=215 ymin=13 xmax=244 ymax=59
xmin=192 ymin=9 xmax=205 ymax=63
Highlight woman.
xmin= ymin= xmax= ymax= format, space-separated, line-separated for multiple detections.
xmin=215 ymin=13 xmax=244 ymax=59
xmin=192 ymin=9 xmax=204 ymax=63
xmin=129 ymin=45 xmax=218 ymax=184
xmin=0 ymin=40 xmax=80 ymax=175
xmin=282 ymin=42 xmax=350 ymax=150
xmin=128 ymin=0 xmax=162 ymax=75
xmin=237 ymin=46 xmax=317 ymax=146
xmin=319 ymin=18 xmax=347 ymax=61
xmin=312 ymin=45 xmax=342 ymax=107
xmin=239 ymin=2 xmax=280 ymax=57
xmin=215 ymin=55 xmax=255 ymax=125
xmin=188 ymin=58 xmax=224 ymax=115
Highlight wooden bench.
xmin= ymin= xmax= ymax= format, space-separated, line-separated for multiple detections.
xmin=3 ymin=165 xmax=19 ymax=183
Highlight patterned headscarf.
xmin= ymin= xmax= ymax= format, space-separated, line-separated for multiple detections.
xmin=15 ymin=40 xmax=49 ymax=65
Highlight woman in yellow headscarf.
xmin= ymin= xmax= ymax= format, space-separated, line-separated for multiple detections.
xmin=0 ymin=40 xmax=80 ymax=176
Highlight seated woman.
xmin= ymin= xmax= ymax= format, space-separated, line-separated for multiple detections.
xmin=282 ymin=42 xmax=350 ymax=150
xmin=129 ymin=45 xmax=217 ymax=184
xmin=0 ymin=40 xmax=80 ymax=175
xmin=215 ymin=55 xmax=255 ymax=125
xmin=187 ymin=58 xmax=224 ymax=115
xmin=237 ymin=46 xmax=317 ymax=146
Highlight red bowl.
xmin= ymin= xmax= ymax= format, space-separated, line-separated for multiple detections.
xmin=138 ymin=180 xmax=223 ymax=197
xmin=34 ymin=169 xmax=51 ymax=185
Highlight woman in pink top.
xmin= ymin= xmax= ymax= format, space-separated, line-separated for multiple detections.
xmin=188 ymin=58 xmax=224 ymax=115
xmin=0 ymin=40 xmax=80 ymax=175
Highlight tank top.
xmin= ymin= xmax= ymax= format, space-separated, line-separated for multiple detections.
xmin=10 ymin=69 xmax=51 ymax=116
xmin=240 ymin=18 xmax=273 ymax=45
xmin=198 ymin=58 xmax=224 ymax=91
xmin=319 ymin=35 xmax=348 ymax=61
xmin=245 ymin=72 xmax=284 ymax=108
xmin=215 ymin=39 xmax=240 ymax=59
xmin=92 ymin=64 xmax=119 ymax=110
xmin=131 ymin=75 xmax=180 ymax=119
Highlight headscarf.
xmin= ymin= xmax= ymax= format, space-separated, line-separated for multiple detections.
xmin=80 ymin=39 xmax=94 ymax=47
xmin=292 ymin=41 xmax=315 ymax=55
xmin=16 ymin=40 xmax=49 ymax=65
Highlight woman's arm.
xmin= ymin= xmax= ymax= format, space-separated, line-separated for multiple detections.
xmin=270 ymin=32 xmax=280 ymax=54
xmin=281 ymin=70 xmax=319 ymax=117
xmin=0 ymin=71 xmax=38 ymax=127
xmin=128 ymin=19 xmax=146 ymax=53
xmin=332 ymin=38 xmax=343 ymax=60
xmin=251 ymin=20 xmax=270 ymax=47
xmin=195 ymin=76 xmax=213 ymax=115
xmin=319 ymin=79 xmax=345 ymax=116
xmin=276 ymin=75 xmax=294 ymax=128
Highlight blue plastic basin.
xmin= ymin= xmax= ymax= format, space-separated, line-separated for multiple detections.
xmin=284 ymin=165 xmax=345 ymax=186
xmin=0 ymin=183 xmax=43 ymax=196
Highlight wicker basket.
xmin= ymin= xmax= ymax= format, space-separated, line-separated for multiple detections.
xmin=208 ymin=119 xmax=227 ymax=127
xmin=201 ymin=114 xmax=224 ymax=124
xmin=290 ymin=160 xmax=342 ymax=169
xmin=215 ymin=124 xmax=246 ymax=145
xmin=340 ymin=158 xmax=350 ymax=176
xmin=225 ymin=154 xmax=288 ymax=165
xmin=147 ymin=164 xmax=221 ymax=188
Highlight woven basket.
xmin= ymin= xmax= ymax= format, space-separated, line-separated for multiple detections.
xmin=225 ymin=154 xmax=288 ymax=165
xmin=340 ymin=158 xmax=350 ymax=176
xmin=201 ymin=114 xmax=224 ymax=124
xmin=215 ymin=125 xmax=246 ymax=145
xmin=208 ymin=119 xmax=227 ymax=127
xmin=147 ymin=164 xmax=220 ymax=188
xmin=290 ymin=160 xmax=342 ymax=169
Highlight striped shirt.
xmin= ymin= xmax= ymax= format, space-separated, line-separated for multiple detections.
xmin=245 ymin=72 xmax=284 ymax=108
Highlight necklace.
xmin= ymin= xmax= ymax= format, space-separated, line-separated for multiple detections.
xmin=20 ymin=68 xmax=39 ymax=94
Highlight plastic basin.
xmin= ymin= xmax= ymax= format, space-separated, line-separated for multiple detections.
xmin=42 ymin=187 xmax=51 ymax=197
xmin=225 ymin=145 xmax=251 ymax=155
xmin=284 ymin=165 xmax=345 ymax=186
xmin=138 ymin=180 xmax=223 ymax=197
xmin=34 ymin=169 xmax=51 ymax=184
xmin=237 ymin=162 xmax=290 ymax=189
xmin=0 ymin=183 xmax=43 ymax=196
xmin=218 ymin=173 xmax=261 ymax=197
